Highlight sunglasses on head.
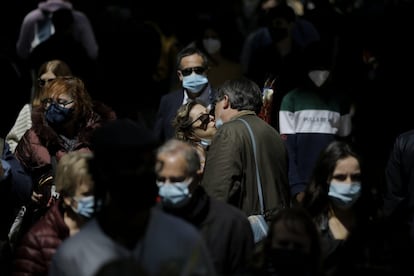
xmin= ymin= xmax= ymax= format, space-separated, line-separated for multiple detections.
xmin=180 ymin=66 xmax=207 ymax=77
xmin=38 ymin=78 xmax=55 ymax=87
xmin=190 ymin=113 xmax=211 ymax=130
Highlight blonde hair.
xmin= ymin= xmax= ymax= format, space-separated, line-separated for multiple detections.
xmin=55 ymin=151 xmax=94 ymax=197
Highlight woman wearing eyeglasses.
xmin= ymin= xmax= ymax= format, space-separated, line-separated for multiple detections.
xmin=173 ymin=99 xmax=216 ymax=172
xmin=13 ymin=76 xmax=116 ymax=240
xmin=6 ymin=59 xmax=73 ymax=153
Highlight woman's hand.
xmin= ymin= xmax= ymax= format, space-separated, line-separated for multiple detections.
xmin=31 ymin=190 xmax=43 ymax=204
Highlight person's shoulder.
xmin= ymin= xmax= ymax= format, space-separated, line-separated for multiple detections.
xmin=296 ymin=17 xmax=316 ymax=27
xmin=21 ymin=205 xmax=63 ymax=242
xmin=208 ymin=198 xmax=252 ymax=236
xmin=20 ymin=103 xmax=32 ymax=112
xmin=215 ymin=116 xmax=256 ymax=139
xmin=22 ymin=8 xmax=43 ymax=23
xmin=398 ymin=129 xmax=414 ymax=140
xmin=158 ymin=89 xmax=183 ymax=108
xmin=54 ymin=219 xmax=99 ymax=251
xmin=393 ymin=129 xmax=414 ymax=151
xmin=214 ymin=120 xmax=242 ymax=139
xmin=249 ymin=27 xmax=269 ymax=40
xmin=163 ymin=89 xmax=183 ymax=99
xmin=280 ymin=87 xmax=310 ymax=105
xmin=71 ymin=10 xmax=91 ymax=21
xmin=210 ymin=197 xmax=247 ymax=219
xmin=92 ymin=100 xmax=117 ymax=121
xmin=294 ymin=18 xmax=320 ymax=39
xmin=287 ymin=87 xmax=307 ymax=97
xmin=150 ymin=208 xmax=210 ymax=247
xmin=151 ymin=207 xmax=199 ymax=234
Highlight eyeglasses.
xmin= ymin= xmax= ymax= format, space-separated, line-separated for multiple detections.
xmin=38 ymin=78 xmax=56 ymax=87
xmin=190 ymin=113 xmax=211 ymax=130
xmin=41 ymin=98 xmax=74 ymax=108
xmin=180 ymin=66 xmax=207 ymax=77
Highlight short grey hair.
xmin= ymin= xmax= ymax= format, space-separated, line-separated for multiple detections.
xmin=216 ymin=77 xmax=262 ymax=113
xmin=156 ymin=139 xmax=201 ymax=175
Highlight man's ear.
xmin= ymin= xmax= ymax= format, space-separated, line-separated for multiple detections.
xmin=177 ymin=70 xmax=183 ymax=82
xmin=222 ymin=95 xmax=230 ymax=109
xmin=197 ymin=168 xmax=203 ymax=176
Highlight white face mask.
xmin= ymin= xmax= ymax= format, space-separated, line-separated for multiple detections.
xmin=328 ymin=181 xmax=361 ymax=209
xmin=308 ymin=70 xmax=330 ymax=87
xmin=203 ymin=38 xmax=221 ymax=55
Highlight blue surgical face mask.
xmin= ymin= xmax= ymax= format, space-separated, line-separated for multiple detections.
xmin=328 ymin=181 xmax=361 ymax=209
xmin=215 ymin=118 xmax=223 ymax=129
xmin=71 ymin=195 xmax=95 ymax=218
xmin=157 ymin=178 xmax=192 ymax=207
xmin=214 ymin=104 xmax=224 ymax=128
xmin=45 ymin=103 xmax=73 ymax=125
xmin=182 ymin=73 xmax=208 ymax=93
xmin=199 ymin=138 xmax=211 ymax=148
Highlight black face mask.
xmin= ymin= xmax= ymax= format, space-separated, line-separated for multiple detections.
xmin=266 ymin=248 xmax=313 ymax=276
xmin=269 ymin=27 xmax=288 ymax=43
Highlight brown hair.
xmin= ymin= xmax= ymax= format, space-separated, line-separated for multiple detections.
xmin=173 ymin=99 xmax=207 ymax=143
xmin=33 ymin=59 xmax=73 ymax=106
xmin=42 ymin=76 xmax=93 ymax=121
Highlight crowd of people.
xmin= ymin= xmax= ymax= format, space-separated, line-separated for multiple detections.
xmin=1 ymin=0 xmax=414 ymax=275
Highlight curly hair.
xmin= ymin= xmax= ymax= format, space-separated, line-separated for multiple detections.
xmin=172 ymin=99 xmax=208 ymax=143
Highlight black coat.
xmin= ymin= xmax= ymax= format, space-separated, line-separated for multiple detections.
xmin=161 ymin=186 xmax=255 ymax=275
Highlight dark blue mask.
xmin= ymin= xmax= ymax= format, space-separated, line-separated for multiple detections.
xmin=45 ymin=103 xmax=73 ymax=125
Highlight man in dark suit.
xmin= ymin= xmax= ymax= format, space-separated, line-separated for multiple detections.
xmin=153 ymin=46 xmax=216 ymax=142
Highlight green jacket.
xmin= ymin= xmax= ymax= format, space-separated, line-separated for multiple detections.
xmin=201 ymin=111 xmax=290 ymax=217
